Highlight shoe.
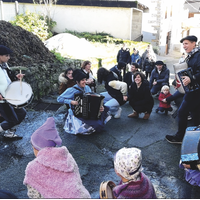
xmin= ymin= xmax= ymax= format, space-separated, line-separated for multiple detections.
xmin=3 ymin=129 xmax=23 ymax=140
xmin=128 ymin=111 xmax=138 ymax=118
xmin=0 ymin=125 xmax=4 ymax=133
xmin=187 ymin=115 xmax=192 ymax=120
xmin=155 ymin=109 xmax=159 ymax=113
xmin=165 ymin=110 xmax=168 ymax=115
xmin=165 ymin=135 xmax=182 ymax=144
xmin=114 ymin=107 xmax=122 ymax=119
xmin=104 ymin=114 xmax=112 ymax=124
xmin=155 ymin=92 xmax=160 ymax=97
xmin=143 ymin=112 xmax=150 ymax=120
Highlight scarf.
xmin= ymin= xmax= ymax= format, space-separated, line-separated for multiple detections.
xmin=113 ymin=172 xmax=157 ymax=199
xmin=23 ymin=146 xmax=91 ymax=199
xmin=185 ymin=46 xmax=200 ymax=63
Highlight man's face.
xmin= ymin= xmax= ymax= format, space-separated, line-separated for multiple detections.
xmin=122 ymin=44 xmax=126 ymax=50
xmin=182 ymin=40 xmax=196 ymax=53
xmin=131 ymin=65 xmax=137 ymax=73
xmin=0 ymin=54 xmax=10 ymax=64
xmin=156 ymin=65 xmax=163 ymax=71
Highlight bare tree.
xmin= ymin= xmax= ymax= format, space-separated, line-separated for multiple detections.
xmin=33 ymin=0 xmax=58 ymax=25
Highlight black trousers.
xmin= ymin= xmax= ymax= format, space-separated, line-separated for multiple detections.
xmin=0 ymin=103 xmax=26 ymax=130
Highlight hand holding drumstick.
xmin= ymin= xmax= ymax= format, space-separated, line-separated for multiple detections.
xmin=16 ymin=70 xmax=25 ymax=95
xmin=16 ymin=70 xmax=25 ymax=80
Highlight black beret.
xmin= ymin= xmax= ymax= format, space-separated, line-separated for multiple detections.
xmin=73 ymin=69 xmax=87 ymax=82
xmin=180 ymin=35 xmax=198 ymax=43
xmin=0 ymin=45 xmax=12 ymax=55
xmin=155 ymin=60 xmax=164 ymax=65
xmin=117 ymin=61 xmax=126 ymax=69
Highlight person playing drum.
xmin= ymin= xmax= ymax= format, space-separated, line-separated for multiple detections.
xmin=0 ymin=45 xmax=26 ymax=139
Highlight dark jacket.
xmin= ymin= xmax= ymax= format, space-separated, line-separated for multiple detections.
xmin=129 ymin=81 xmax=154 ymax=112
xmin=187 ymin=50 xmax=200 ymax=86
xmin=143 ymin=58 xmax=155 ymax=73
xmin=105 ymin=71 xmax=126 ymax=106
xmin=117 ymin=48 xmax=131 ymax=64
xmin=124 ymin=72 xmax=150 ymax=93
xmin=110 ymin=65 xmax=123 ymax=81
xmin=149 ymin=65 xmax=170 ymax=89
xmin=184 ymin=49 xmax=200 ymax=102
xmin=124 ymin=71 xmax=134 ymax=89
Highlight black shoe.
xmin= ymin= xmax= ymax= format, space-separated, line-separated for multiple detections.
xmin=165 ymin=110 xmax=168 ymax=115
xmin=155 ymin=109 xmax=159 ymax=113
xmin=165 ymin=135 xmax=182 ymax=144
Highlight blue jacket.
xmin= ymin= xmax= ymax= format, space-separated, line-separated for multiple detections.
xmin=57 ymin=84 xmax=91 ymax=105
xmin=131 ymin=53 xmax=141 ymax=64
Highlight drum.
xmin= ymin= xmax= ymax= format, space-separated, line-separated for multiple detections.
xmin=99 ymin=180 xmax=116 ymax=199
xmin=5 ymin=81 xmax=33 ymax=109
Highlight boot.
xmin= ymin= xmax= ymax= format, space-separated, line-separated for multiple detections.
xmin=143 ymin=112 xmax=150 ymax=120
xmin=128 ymin=111 xmax=138 ymax=118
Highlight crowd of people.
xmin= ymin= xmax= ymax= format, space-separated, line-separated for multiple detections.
xmin=1 ymin=34 xmax=200 ymax=198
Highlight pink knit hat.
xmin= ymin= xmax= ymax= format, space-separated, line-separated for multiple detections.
xmin=31 ymin=117 xmax=62 ymax=150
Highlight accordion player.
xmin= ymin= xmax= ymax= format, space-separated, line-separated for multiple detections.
xmin=73 ymin=92 xmax=105 ymax=120
xmin=181 ymin=126 xmax=200 ymax=169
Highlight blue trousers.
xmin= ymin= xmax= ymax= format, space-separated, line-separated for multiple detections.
xmin=0 ymin=103 xmax=26 ymax=130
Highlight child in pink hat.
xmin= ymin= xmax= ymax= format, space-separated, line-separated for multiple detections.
xmin=23 ymin=117 xmax=91 ymax=198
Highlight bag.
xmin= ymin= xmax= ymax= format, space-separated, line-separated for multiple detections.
xmin=64 ymin=108 xmax=95 ymax=135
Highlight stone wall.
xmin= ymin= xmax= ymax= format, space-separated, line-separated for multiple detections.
xmin=11 ymin=58 xmax=83 ymax=100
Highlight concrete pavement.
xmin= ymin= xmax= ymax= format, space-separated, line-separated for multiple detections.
xmin=0 ymin=55 xmax=200 ymax=198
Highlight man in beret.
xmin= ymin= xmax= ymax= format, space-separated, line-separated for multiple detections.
xmin=166 ymin=35 xmax=200 ymax=144
xmin=149 ymin=60 xmax=170 ymax=95
xmin=0 ymin=45 xmax=26 ymax=139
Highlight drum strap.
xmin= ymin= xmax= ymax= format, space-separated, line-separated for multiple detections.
xmin=0 ymin=63 xmax=7 ymax=70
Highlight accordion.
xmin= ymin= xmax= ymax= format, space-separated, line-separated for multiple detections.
xmin=173 ymin=62 xmax=200 ymax=94
xmin=73 ymin=93 xmax=105 ymax=119
xmin=177 ymin=68 xmax=200 ymax=93
xmin=181 ymin=126 xmax=200 ymax=166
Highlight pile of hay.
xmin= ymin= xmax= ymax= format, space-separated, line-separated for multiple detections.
xmin=0 ymin=20 xmax=56 ymax=66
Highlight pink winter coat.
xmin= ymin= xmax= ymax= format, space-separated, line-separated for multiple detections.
xmin=23 ymin=146 xmax=91 ymax=198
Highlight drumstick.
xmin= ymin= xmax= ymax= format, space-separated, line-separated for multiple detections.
xmin=2 ymin=98 xmax=20 ymax=101
xmin=20 ymin=69 xmax=22 ymax=95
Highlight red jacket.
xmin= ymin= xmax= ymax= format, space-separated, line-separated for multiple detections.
xmin=158 ymin=92 xmax=172 ymax=108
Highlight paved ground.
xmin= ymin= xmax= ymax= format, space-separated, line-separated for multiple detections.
xmin=1 ymin=55 xmax=200 ymax=199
